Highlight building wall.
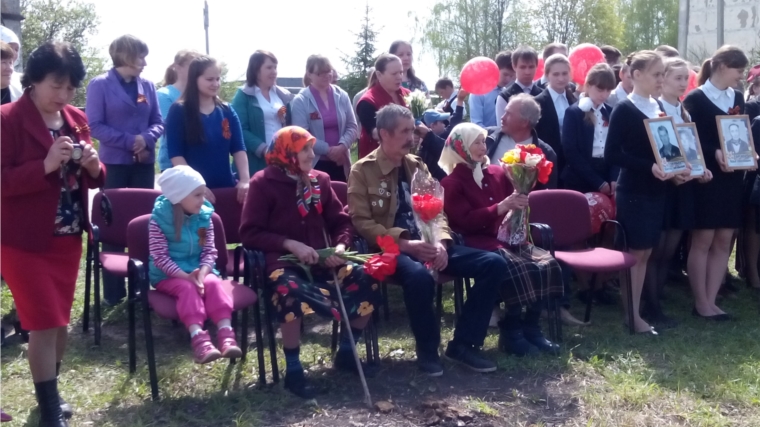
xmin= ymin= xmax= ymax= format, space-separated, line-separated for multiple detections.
xmin=686 ymin=0 xmax=760 ymax=61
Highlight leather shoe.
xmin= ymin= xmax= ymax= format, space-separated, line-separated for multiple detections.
xmin=499 ymin=329 xmax=538 ymax=357
xmin=523 ymin=327 xmax=560 ymax=355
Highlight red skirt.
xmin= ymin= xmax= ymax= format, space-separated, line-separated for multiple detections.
xmin=1 ymin=235 xmax=82 ymax=330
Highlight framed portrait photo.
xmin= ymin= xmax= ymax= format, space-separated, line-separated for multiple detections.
xmin=675 ymin=123 xmax=706 ymax=177
xmin=645 ymin=117 xmax=688 ymax=174
xmin=717 ymin=115 xmax=756 ymax=171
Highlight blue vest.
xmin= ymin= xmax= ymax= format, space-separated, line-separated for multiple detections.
xmin=148 ymin=196 xmax=218 ymax=285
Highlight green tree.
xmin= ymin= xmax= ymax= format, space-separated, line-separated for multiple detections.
xmin=20 ymin=0 xmax=106 ymax=107
xmin=620 ymin=0 xmax=679 ymax=53
xmin=219 ymin=62 xmax=242 ymax=103
xmin=338 ymin=2 xmax=380 ymax=99
xmin=419 ymin=0 xmax=540 ymax=78
xmin=530 ymin=0 xmax=623 ymax=47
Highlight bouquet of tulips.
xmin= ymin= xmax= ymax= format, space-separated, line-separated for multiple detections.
xmin=497 ymin=144 xmax=553 ymax=246
xmin=279 ymin=235 xmax=400 ymax=282
xmin=410 ymin=170 xmax=445 ymax=277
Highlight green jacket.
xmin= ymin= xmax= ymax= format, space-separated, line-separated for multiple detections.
xmin=148 ymin=196 xmax=218 ymax=286
xmin=230 ymin=86 xmax=293 ymax=176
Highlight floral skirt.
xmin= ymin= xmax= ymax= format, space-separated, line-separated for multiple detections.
xmin=496 ymin=244 xmax=564 ymax=307
xmin=267 ymin=262 xmax=381 ymax=324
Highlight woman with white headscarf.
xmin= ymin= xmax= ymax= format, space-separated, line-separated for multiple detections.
xmin=0 ymin=26 xmax=22 ymax=95
xmin=440 ymin=123 xmax=563 ymax=358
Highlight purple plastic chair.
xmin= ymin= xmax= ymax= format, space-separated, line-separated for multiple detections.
xmin=126 ymin=213 xmax=264 ymax=400
xmin=85 ymin=189 xmax=161 ymax=345
xmin=528 ymin=190 xmax=637 ymax=335
xmin=210 ymin=187 xmax=246 ymax=275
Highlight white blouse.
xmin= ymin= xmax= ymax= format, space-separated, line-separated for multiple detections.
xmin=659 ymin=98 xmax=690 ymax=124
xmin=253 ymin=86 xmax=285 ymax=146
xmin=548 ymin=87 xmax=569 ymax=131
xmin=591 ymin=105 xmax=608 ymax=158
xmin=701 ymin=79 xmax=735 ymax=113
xmin=628 ymin=93 xmax=662 ymax=119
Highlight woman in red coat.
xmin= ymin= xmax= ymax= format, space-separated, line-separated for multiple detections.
xmin=440 ymin=123 xmax=563 ymax=358
xmin=1 ymin=42 xmax=105 ymax=427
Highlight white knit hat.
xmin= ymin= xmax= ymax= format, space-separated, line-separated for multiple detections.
xmin=158 ymin=165 xmax=206 ymax=204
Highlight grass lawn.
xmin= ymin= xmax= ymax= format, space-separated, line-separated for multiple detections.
xmin=2 ymin=245 xmax=760 ymax=427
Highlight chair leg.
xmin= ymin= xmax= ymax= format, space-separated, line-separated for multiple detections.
xmin=330 ymin=320 xmax=339 ymax=354
xmin=583 ymin=273 xmax=598 ymax=324
xmin=241 ymin=307 xmax=249 ymax=362
xmin=83 ymin=241 xmax=92 ymax=333
xmin=94 ymin=258 xmax=102 ymax=346
xmin=230 ymin=312 xmax=238 ymax=365
xmin=381 ymin=282 xmax=390 ymax=322
xmin=251 ymin=299 xmax=267 ymax=387
xmin=142 ymin=297 xmax=159 ymax=401
xmin=435 ymin=283 xmax=443 ymax=322
xmin=545 ymin=298 xmax=555 ymax=343
xmin=127 ymin=276 xmax=136 ymax=374
xmin=263 ymin=288 xmax=279 ymax=384
xmin=623 ymin=269 xmax=635 ymax=335
xmin=551 ymin=297 xmax=563 ymax=344
xmin=370 ymin=317 xmax=380 ymax=363
xmin=453 ymin=278 xmax=464 ymax=326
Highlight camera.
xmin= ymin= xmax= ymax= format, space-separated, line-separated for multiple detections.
xmin=71 ymin=143 xmax=83 ymax=163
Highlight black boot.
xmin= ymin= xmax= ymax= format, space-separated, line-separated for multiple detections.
xmin=283 ymin=370 xmax=317 ymax=399
xmin=56 ymin=363 xmax=72 ymax=419
xmin=498 ymin=317 xmax=538 ymax=357
xmin=34 ymin=379 xmax=68 ymax=427
xmin=523 ymin=301 xmax=560 ymax=355
xmin=523 ymin=326 xmax=560 ymax=355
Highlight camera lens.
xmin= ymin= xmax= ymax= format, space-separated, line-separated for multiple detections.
xmin=71 ymin=144 xmax=83 ymax=161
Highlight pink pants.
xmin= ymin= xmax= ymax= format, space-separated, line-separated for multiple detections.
xmin=155 ymin=275 xmax=234 ymax=329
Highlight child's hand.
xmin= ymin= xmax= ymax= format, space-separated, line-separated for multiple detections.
xmin=189 ymin=269 xmax=205 ymax=296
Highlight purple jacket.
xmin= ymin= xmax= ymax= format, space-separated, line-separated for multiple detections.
xmin=86 ymin=68 xmax=164 ymax=165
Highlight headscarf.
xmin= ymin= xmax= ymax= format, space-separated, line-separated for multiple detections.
xmin=438 ymin=123 xmax=489 ymax=187
xmin=0 ymin=26 xmax=20 ymax=67
xmin=265 ymin=126 xmax=322 ymax=217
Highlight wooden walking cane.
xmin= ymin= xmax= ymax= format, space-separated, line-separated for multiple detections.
xmin=322 ymin=228 xmax=373 ymax=407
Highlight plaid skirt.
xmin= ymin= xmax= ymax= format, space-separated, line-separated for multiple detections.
xmin=496 ymin=244 xmax=564 ymax=307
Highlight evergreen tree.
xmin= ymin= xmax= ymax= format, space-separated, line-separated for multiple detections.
xmin=338 ymin=2 xmax=379 ymax=99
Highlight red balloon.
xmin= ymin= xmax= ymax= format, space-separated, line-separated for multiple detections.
xmin=460 ymin=57 xmax=500 ymax=95
xmin=584 ymin=192 xmax=615 ymax=235
xmin=568 ymin=44 xmax=605 ymax=85
xmin=534 ymin=57 xmax=545 ymax=81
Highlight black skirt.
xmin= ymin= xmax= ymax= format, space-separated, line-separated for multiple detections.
xmin=693 ymin=169 xmax=744 ymax=229
xmin=616 ymin=190 xmax=666 ymax=250
xmin=662 ymin=180 xmax=695 ymax=230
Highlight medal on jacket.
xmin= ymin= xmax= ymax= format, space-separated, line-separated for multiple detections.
xmin=198 ymin=228 xmax=207 ymax=247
